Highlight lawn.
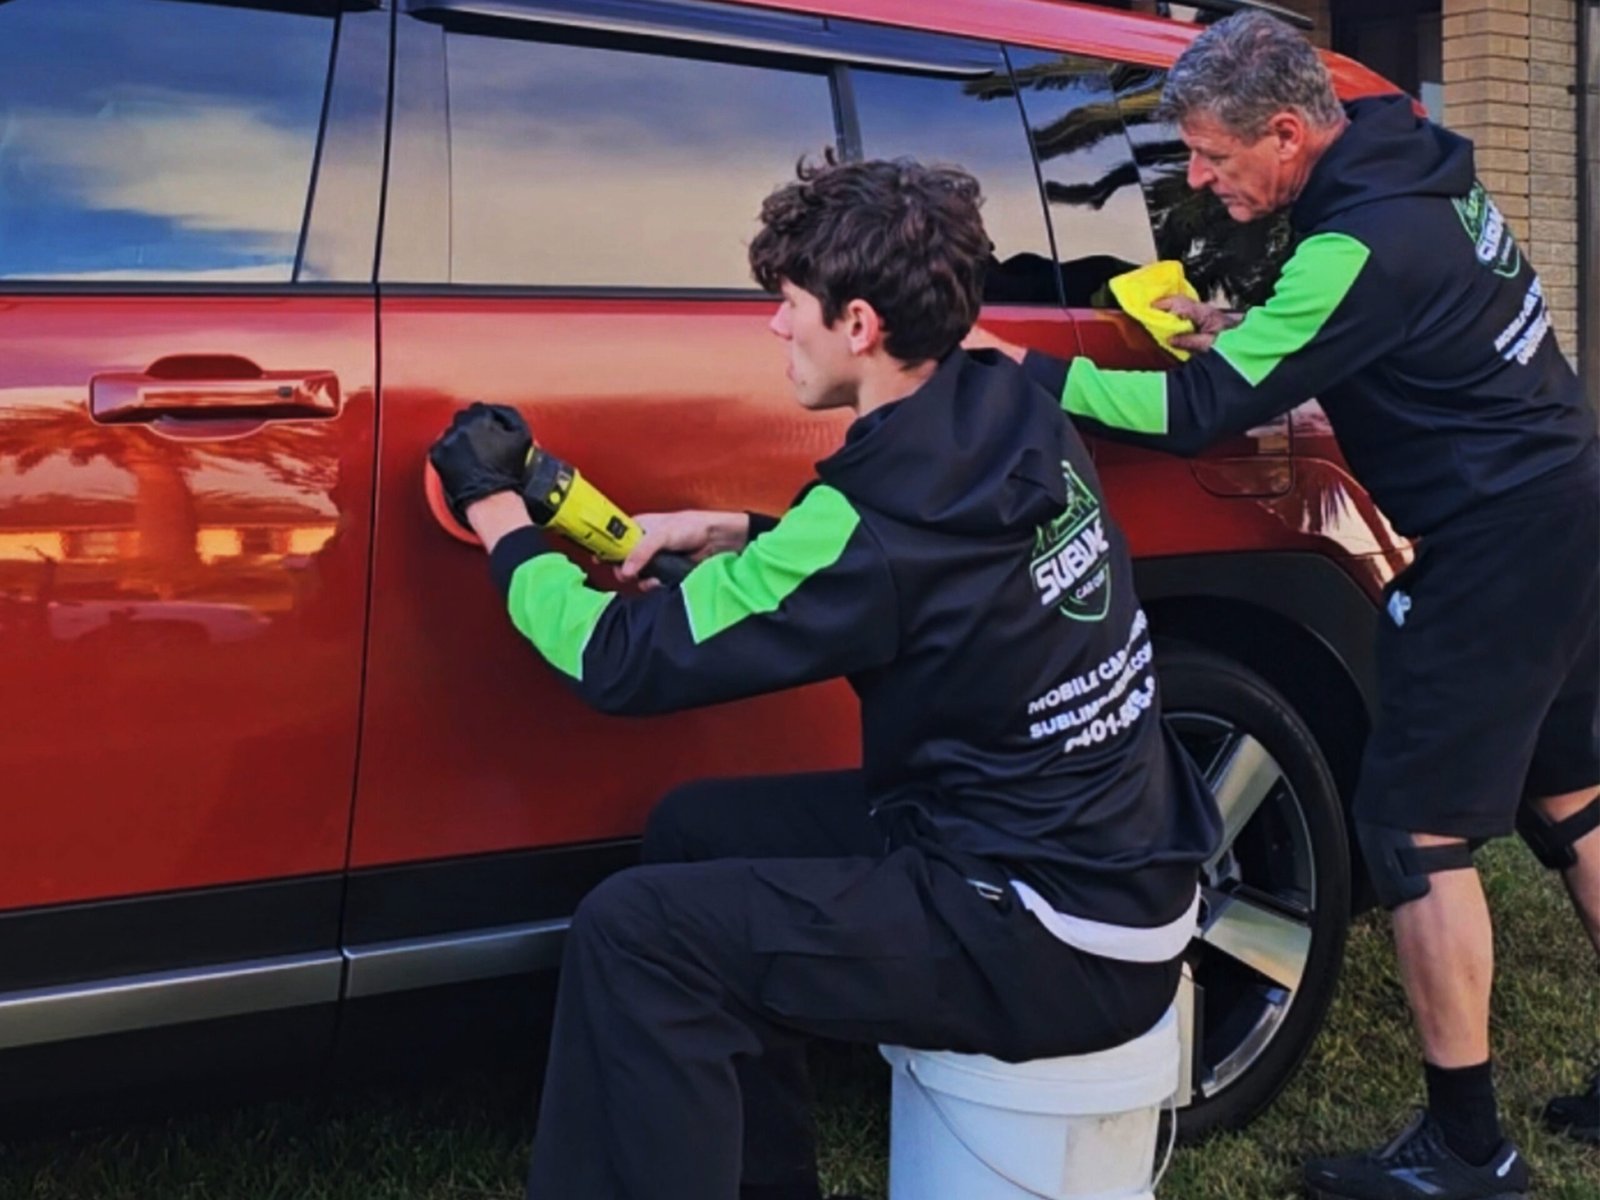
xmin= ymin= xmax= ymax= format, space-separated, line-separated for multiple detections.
xmin=2 ymin=839 xmax=1595 ymax=1198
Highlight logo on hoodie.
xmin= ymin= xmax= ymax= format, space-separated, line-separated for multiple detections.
xmin=1030 ymin=462 xmax=1111 ymax=622
xmin=1453 ymin=181 xmax=1521 ymax=279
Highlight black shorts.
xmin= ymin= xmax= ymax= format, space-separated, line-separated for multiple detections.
xmin=1354 ymin=452 xmax=1600 ymax=838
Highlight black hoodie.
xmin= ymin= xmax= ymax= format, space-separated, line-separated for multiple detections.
xmin=489 ymin=349 xmax=1221 ymax=946
xmin=1023 ymin=94 xmax=1597 ymax=538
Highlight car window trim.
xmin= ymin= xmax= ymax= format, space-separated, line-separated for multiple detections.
xmin=830 ymin=62 xmax=862 ymax=163
xmin=0 ymin=282 xmax=376 ymax=297
xmin=165 ymin=0 xmax=383 ymax=13
xmin=298 ymin=1 xmax=392 ymax=282
xmin=293 ymin=13 xmax=345 ymax=280
xmin=378 ymin=283 xmax=776 ymax=301
xmin=405 ymin=0 xmax=1001 ymax=77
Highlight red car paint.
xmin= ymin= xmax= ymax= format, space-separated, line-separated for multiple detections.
xmin=0 ymin=0 xmax=1405 ymax=909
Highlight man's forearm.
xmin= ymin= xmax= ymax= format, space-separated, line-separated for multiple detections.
xmin=466 ymin=491 xmax=534 ymax=554
xmin=699 ymin=510 xmax=760 ymax=553
xmin=1024 ymin=352 xmax=1209 ymax=460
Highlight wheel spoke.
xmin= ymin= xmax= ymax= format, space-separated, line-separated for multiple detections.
xmin=1174 ymin=962 xmax=1200 ymax=1108
xmin=1206 ymin=732 xmax=1283 ymax=866
xmin=1199 ymin=890 xmax=1311 ymax=991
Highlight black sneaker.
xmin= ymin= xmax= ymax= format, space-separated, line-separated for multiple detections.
xmin=1542 ymin=1068 xmax=1599 ymax=1145
xmin=1303 ymin=1112 xmax=1529 ymax=1200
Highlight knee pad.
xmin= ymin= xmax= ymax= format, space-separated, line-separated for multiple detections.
xmin=1356 ymin=821 xmax=1476 ymax=910
xmin=1516 ymin=795 xmax=1599 ymax=871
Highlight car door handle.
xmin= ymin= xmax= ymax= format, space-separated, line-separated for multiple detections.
xmin=90 ymin=367 xmax=341 ymax=423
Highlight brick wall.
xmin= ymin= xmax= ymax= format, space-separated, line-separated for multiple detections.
xmin=1443 ymin=0 xmax=1582 ymax=368
xmin=1526 ymin=0 xmax=1581 ymax=367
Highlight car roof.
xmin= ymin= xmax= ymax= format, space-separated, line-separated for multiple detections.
xmin=738 ymin=0 xmax=1400 ymax=100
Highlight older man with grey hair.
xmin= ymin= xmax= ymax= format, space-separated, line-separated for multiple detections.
xmin=976 ymin=10 xmax=1598 ymax=1200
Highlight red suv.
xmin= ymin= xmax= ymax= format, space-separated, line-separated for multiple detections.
xmin=0 ymin=0 xmax=1407 ymax=1137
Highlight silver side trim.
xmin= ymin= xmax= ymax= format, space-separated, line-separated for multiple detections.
xmin=342 ymin=919 xmax=570 ymax=999
xmin=0 ymin=953 xmax=342 ymax=1052
xmin=0 ymin=922 xmax=571 ymax=1051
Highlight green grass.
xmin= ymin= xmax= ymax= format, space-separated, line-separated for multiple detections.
xmin=2 ymin=840 xmax=1595 ymax=1198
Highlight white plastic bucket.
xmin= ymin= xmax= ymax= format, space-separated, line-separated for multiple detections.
xmin=879 ymin=1005 xmax=1179 ymax=1200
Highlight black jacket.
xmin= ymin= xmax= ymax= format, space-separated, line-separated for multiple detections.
xmin=1024 ymin=94 xmax=1597 ymax=538
xmin=490 ymin=349 xmax=1220 ymax=932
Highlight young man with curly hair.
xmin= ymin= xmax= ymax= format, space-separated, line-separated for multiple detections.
xmin=429 ymin=158 xmax=1220 ymax=1200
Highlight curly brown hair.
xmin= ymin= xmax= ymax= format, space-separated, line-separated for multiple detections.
xmin=748 ymin=157 xmax=990 ymax=364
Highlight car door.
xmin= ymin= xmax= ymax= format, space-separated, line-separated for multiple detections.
xmin=352 ymin=3 xmax=854 ymax=935
xmin=0 ymin=0 xmax=384 ymax=1067
xmin=343 ymin=0 xmax=1074 ymax=968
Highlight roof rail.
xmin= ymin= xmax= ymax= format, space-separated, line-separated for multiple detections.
xmin=1166 ymin=1 xmax=1315 ymax=32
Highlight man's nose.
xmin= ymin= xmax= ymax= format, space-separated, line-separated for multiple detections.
xmin=1186 ymin=152 xmax=1213 ymax=190
xmin=769 ymin=307 xmax=791 ymax=339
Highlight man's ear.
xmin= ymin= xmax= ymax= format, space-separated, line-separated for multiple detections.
xmin=1268 ymin=110 xmax=1306 ymax=158
xmin=844 ymin=298 xmax=885 ymax=356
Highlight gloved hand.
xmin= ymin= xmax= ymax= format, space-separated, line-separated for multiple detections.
xmin=428 ymin=402 xmax=533 ymax=524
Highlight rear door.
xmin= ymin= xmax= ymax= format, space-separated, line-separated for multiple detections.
xmin=0 ymin=0 xmax=383 ymax=1026
xmin=348 ymin=2 xmax=1071 ymax=951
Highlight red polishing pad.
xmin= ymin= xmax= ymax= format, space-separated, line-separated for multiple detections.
xmin=423 ymin=459 xmax=481 ymax=546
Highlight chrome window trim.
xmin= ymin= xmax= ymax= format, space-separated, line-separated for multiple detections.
xmin=406 ymin=0 xmax=1001 ymax=77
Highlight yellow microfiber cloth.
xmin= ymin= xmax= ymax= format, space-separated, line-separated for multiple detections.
xmin=1108 ymin=260 xmax=1201 ymax=361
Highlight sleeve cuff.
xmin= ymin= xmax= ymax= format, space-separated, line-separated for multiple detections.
xmin=489 ymin=525 xmax=556 ymax=598
xmin=745 ymin=511 xmax=780 ymax=540
xmin=1021 ymin=349 xmax=1071 ymax=402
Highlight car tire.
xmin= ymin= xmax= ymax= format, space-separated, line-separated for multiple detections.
xmin=1157 ymin=643 xmax=1351 ymax=1139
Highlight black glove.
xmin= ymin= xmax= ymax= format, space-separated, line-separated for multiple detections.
xmin=428 ymin=402 xmax=533 ymax=525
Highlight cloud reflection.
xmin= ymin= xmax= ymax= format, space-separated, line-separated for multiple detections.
xmin=445 ymin=34 xmax=836 ymax=287
xmin=0 ymin=0 xmax=333 ymax=279
xmin=11 ymin=100 xmax=314 ymax=243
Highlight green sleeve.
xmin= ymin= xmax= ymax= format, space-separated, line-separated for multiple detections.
xmin=495 ymin=485 xmax=898 ymax=715
xmin=1032 ymin=233 xmax=1400 ymax=456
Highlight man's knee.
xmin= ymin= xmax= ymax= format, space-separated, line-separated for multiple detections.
xmin=641 ymin=778 xmax=730 ymax=864
xmin=571 ymin=867 xmax=668 ymax=951
xmin=1517 ymin=791 xmax=1600 ymax=871
xmin=1357 ymin=821 xmax=1477 ymax=910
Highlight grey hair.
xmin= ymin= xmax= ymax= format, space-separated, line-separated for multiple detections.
xmin=1160 ymin=11 xmax=1344 ymax=137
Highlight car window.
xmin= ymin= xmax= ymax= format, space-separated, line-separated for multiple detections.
xmin=1112 ymin=63 xmax=1292 ymax=309
xmin=442 ymin=32 xmax=835 ymax=288
xmin=846 ymin=59 xmax=1059 ymax=304
xmin=1005 ymin=49 xmax=1159 ymax=308
xmin=0 ymin=0 xmax=334 ymax=283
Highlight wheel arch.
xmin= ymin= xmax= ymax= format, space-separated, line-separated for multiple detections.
xmin=1134 ymin=552 xmax=1381 ymax=907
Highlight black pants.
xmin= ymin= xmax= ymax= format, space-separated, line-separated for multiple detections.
xmin=524 ymin=770 xmax=1179 ymax=1200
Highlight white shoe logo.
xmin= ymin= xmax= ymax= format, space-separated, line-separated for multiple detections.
xmin=1390 ymin=1167 xmax=1443 ymax=1195
xmin=1388 ymin=590 xmax=1412 ymax=627
xmin=1497 ymin=1149 xmax=1518 ymax=1178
